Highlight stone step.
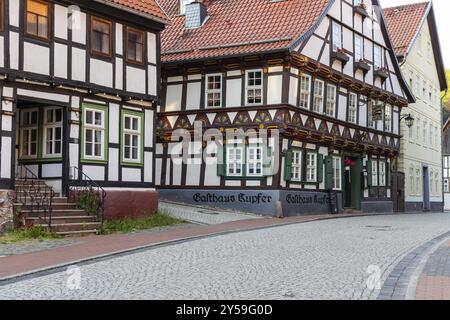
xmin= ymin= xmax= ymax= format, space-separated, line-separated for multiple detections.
xmin=16 ymin=181 xmax=48 ymax=186
xmin=15 ymin=191 xmax=61 ymax=197
xmin=15 ymin=203 xmax=78 ymax=210
xmin=26 ymin=215 xmax=97 ymax=224
xmin=37 ymin=222 xmax=102 ymax=233
xmin=22 ymin=209 xmax=89 ymax=217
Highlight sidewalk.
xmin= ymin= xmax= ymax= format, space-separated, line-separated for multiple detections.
xmin=415 ymin=238 xmax=450 ymax=300
xmin=0 ymin=212 xmax=368 ymax=281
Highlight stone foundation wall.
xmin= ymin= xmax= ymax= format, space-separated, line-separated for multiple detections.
xmin=0 ymin=190 xmax=14 ymax=234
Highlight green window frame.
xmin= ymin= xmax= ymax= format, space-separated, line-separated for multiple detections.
xmin=120 ymin=110 xmax=144 ymax=167
xmin=218 ymin=144 xmax=273 ymax=180
xmin=81 ymin=103 xmax=109 ymax=164
xmin=284 ymin=149 xmax=323 ymax=185
xmin=18 ymin=107 xmax=63 ymax=163
xmin=366 ymin=158 xmax=390 ymax=188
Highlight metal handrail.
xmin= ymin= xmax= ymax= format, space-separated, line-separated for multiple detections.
xmin=15 ymin=165 xmax=54 ymax=230
xmin=69 ymin=167 xmax=107 ymax=227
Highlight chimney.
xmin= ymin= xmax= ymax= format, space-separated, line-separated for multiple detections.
xmin=185 ymin=0 xmax=208 ymax=29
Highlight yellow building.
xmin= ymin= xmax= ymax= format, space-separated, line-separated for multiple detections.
xmin=384 ymin=2 xmax=447 ymax=212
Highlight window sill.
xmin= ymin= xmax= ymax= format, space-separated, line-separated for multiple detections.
xmin=224 ymin=176 xmax=266 ymax=181
xmin=81 ymin=159 xmax=108 ymax=165
xmin=121 ymin=162 xmax=144 ymax=168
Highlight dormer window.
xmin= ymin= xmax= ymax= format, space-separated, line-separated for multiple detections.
xmin=180 ymin=0 xmax=195 ymax=15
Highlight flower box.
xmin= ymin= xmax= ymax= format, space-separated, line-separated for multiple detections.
xmin=331 ymin=50 xmax=350 ymax=64
xmin=354 ymin=4 xmax=370 ymax=19
xmin=374 ymin=67 xmax=389 ymax=81
xmin=354 ymin=60 xmax=371 ymax=73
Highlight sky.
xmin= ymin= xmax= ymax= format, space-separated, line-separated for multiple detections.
xmin=379 ymin=0 xmax=449 ymax=69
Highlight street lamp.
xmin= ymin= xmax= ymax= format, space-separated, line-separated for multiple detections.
xmin=400 ymin=113 xmax=415 ymax=128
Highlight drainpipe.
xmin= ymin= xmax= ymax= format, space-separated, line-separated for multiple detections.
xmin=441 ymin=88 xmax=448 ymax=211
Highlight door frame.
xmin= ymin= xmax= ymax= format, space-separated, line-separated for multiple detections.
xmin=342 ymin=152 xmax=362 ymax=210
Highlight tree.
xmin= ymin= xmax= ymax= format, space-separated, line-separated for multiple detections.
xmin=444 ymin=69 xmax=450 ymax=109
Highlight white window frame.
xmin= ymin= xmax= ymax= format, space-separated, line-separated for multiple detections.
xmin=226 ymin=146 xmax=244 ymax=177
xmin=368 ymin=99 xmax=376 ymax=128
xmin=416 ymin=169 xmax=421 ymax=194
xmin=355 ymin=35 xmax=363 ymax=62
xmin=205 ymin=73 xmax=223 ymax=108
xmin=299 ymin=74 xmax=311 ymax=109
xmin=384 ymin=104 xmax=392 ymax=132
xmin=306 ymin=152 xmax=317 ymax=183
xmin=423 ymin=121 xmax=427 ymax=144
xmin=43 ymin=107 xmax=63 ymax=158
xmin=409 ymin=167 xmax=415 ymax=195
xmin=374 ymin=45 xmax=382 ymax=69
xmin=348 ymin=93 xmax=357 ymax=124
xmin=291 ymin=150 xmax=303 ymax=182
xmin=247 ymin=146 xmax=263 ymax=177
xmin=20 ymin=108 xmax=39 ymax=159
xmin=326 ymin=84 xmax=336 ymax=117
xmin=333 ymin=156 xmax=342 ymax=191
xmin=332 ymin=21 xmax=342 ymax=51
xmin=245 ymin=69 xmax=263 ymax=106
xmin=371 ymin=159 xmax=378 ymax=187
xmin=83 ymin=107 xmax=106 ymax=161
xmin=313 ymin=79 xmax=324 ymax=113
xmin=379 ymin=161 xmax=386 ymax=187
xmin=122 ymin=113 xmax=142 ymax=164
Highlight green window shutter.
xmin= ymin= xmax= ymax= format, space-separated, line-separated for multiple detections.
xmin=217 ymin=145 xmax=226 ymax=177
xmin=284 ymin=150 xmax=293 ymax=182
xmin=263 ymin=146 xmax=273 ymax=176
xmin=325 ymin=155 xmax=333 ymax=190
xmin=317 ymin=154 xmax=324 ymax=183
xmin=366 ymin=160 xmax=372 ymax=187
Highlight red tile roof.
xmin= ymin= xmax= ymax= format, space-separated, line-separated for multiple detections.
xmin=383 ymin=2 xmax=430 ymax=58
xmin=106 ymin=0 xmax=169 ymax=22
xmin=159 ymin=0 xmax=330 ymax=63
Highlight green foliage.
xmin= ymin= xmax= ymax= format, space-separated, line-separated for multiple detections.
xmin=76 ymin=187 xmax=101 ymax=218
xmin=444 ymin=69 xmax=450 ymax=108
xmin=101 ymin=211 xmax=185 ymax=235
xmin=0 ymin=226 xmax=62 ymax=244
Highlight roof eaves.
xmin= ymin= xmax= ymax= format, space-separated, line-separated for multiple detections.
xmin=94 ymin=0 xmax=170 ymax=25
xmin=402 ymin=2 xmax=432 ymax=61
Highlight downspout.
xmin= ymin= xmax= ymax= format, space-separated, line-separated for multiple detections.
xmin=441 ymin=88 xmax=448 ymax=211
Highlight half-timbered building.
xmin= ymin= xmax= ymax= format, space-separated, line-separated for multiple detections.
xmin=155 ymin=0 xmax=415 ymax=216
xmin=0 ymin=0 xmax=167 ymax=233
xmin=384 ymin=2 xmax=447 ymax=212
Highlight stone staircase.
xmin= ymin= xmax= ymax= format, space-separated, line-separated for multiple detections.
xmin=15 ymin=180 xmax=101 ymax=236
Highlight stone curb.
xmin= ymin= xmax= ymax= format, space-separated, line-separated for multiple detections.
xmin=0 ymin=212 xmax=392 ymax=285
xmin=377 ymin=230 xmax=450 ymax=300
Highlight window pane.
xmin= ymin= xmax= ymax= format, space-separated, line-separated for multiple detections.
xmin=55 ymin=109 xmax=62 ymax=122
xmin=95 ymin=112 xmax=102 ymax=126
xmin=86 ymin=111 xmax=93 ymax=125
xmin=27 ymin=13 xmax=38 ymax=35
xmin=125 ymin=117 xmax=131 ymax=130
xmin=38 ymin=16 xmax=48 ymax=38
xmin=132 ymin=118 xmax=139 ymax=131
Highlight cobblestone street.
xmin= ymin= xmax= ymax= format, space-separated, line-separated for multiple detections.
xmin=1 ymin=213 xmax=450 ymax=300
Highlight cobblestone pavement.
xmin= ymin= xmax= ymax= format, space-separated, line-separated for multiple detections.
xmin=0 ymin=239 xmax=77 ymax=257
xmin=1 ymin=213 xmax=450 ymax=300
xmin=159 ymin=201 xmax=262 ymax=225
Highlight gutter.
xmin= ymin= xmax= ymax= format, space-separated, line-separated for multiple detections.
xmin=93 ymin=0 xmax=170 ymax=25
xmin=442 ymin=88 xmax=448 ymax=210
